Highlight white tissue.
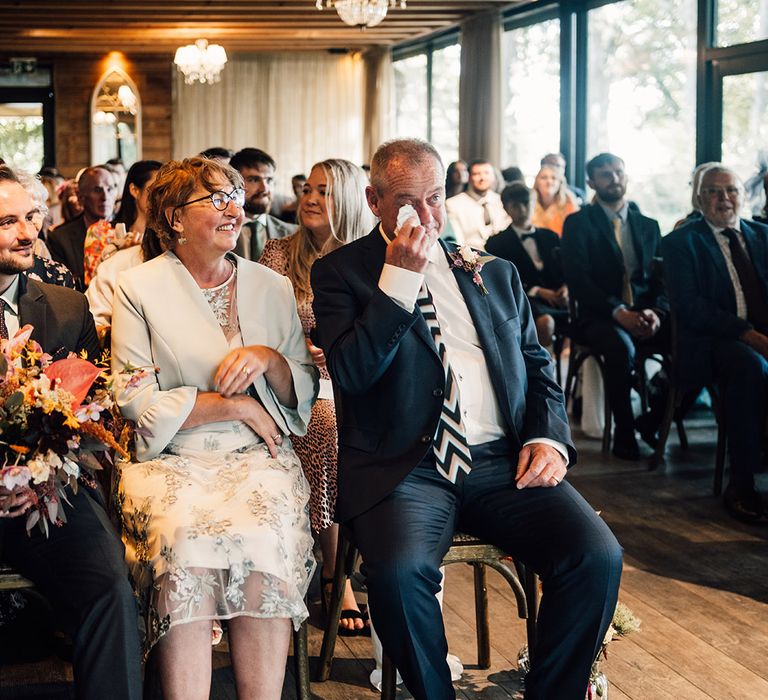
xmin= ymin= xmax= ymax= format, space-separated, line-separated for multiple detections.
xmin=396 ymin=204 xmax=418 ymax=231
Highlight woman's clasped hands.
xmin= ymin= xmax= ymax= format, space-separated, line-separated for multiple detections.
xmin=215 ymin=345 xmax=283 ymax=457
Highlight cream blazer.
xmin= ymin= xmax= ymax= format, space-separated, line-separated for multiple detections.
xmin=111 ymin=251 xmax=318 ymax=462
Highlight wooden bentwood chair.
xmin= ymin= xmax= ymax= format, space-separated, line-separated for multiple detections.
xmin=316 ymin=528 xmax=539 ymax=700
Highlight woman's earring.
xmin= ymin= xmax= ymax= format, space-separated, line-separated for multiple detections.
xmin=177 ymin=234 xmax=187 ymax=245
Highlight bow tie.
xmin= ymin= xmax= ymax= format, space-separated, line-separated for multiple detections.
xmin=520 ymin=232 xmax=536 ymax=242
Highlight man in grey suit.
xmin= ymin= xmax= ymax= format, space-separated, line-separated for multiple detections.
xmin=229 ymin=147 xmax=296 ymax=260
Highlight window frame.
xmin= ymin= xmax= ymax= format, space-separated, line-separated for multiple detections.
xmin=0 ymin=79 xmax=56 ymax=170
xmin=392 ymin=29 xmax=460 ymax=145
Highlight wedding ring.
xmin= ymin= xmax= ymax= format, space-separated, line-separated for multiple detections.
xmin=272 ymin=434 xmax=282 ymax=441
xmin=552 ymin=477 xmax=560 ymax=485
xmin=242 ymin=366 xmax=250 ymax=376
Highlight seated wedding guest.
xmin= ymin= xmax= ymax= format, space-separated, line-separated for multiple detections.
xmin=486 ymin=182 xmax=567 ymax=347
xmin=57 ymin=179 xmax=82 ymax=224
xmin=541 ymin=152 xmax=586 ymax=204
xmin=531 ymin=164 xmax=580 ymax=236
xmin=199 ymin=146 xmax=234 ymax=164
xmin=11 ymin=170 xmax=76 ymax=288
xmin=260 ymin=158 xmax=375 ymax=635
xmin=311 ymin=138 xmax=622 ymax=700
xmin=47 ymin=166 xmax=117 ymax=289
xmin=86 ymin=228 xmax=163 ymax=330
xmin=272 ymin=173 xmax=306 ymax=225
xmin=674 ymin=161 xmax=720 ymax=230
xmin=444 ymin=160 xmax=468 ymax=199
xmin=501 ymin=165 xmax=524 ymax=186
xmin=111 ymin=156 xmax=317 ymax=700
xmin=446 ymin=160 xmax=510 ymax=249
xmin=662 ymin=165 xmax=768 ymax=524
xmin=0 ymin=165 xmax=141 ymax=700
xmin=230 ymin=147 xmax=296 ymax=261
xmin=562 ymin=153 xmax=668 ymax=459
xmin=99 ymin=159 xmax=162 ymax=260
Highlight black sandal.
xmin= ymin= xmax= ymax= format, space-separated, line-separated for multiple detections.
xmin=322 ymin=576 xmax=371 ymax=637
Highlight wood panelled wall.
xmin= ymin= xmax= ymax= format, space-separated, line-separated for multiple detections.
xmin=0 ymin=52 xmax=173 ymax=176
xmin=53 ymin=53 xmax=173 ymax=176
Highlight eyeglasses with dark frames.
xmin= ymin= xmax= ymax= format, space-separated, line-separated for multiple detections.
xmin=171 ymin=187 xmax=245 ymax=223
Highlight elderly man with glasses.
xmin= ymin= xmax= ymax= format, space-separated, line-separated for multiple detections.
xmin=47 ymin=165 xmax=118 ymax=289
xmin=662 ymin=165 xmax=768 ymax=524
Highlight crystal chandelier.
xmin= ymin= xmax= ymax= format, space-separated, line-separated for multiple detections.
xmin=315 ymin=1 xmax=406 ymax=29
xmin=173 ymin=39 xmax=228 ymax=85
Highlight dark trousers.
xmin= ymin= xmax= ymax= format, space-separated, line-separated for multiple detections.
xmin=2 ymin=486 xmax=142 ymax=700
xmin=712 ymin=338 xmax=768 ymax=490
xmin=350 ymin=439 xmax=623 ymax=700
xmin=576 ymin=318 xmax=670 ymax=437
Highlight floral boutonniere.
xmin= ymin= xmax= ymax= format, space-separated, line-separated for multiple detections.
xmin=447 ymin=245 xmax=494 ymax=295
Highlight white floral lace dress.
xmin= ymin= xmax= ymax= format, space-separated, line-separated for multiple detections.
xmin=111 ymin=252 xmax=317 ymax=655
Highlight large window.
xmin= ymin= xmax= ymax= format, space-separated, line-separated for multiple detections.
xmin=587 ymin=0 xmax=698 ymax=233
xmin=502 ymin=18 xmax=560 ymax=179
xmin=393 ymin=38 xmax=460 ymax=165
xmin=717 ymin=0 xmax=768 ymax=47
xmin=393 ymin=53 xmax=428 ymax=141
xmin=0 ymin=102 xmax=44 ymax=173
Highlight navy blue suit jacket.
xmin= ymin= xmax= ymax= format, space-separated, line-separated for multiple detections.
xmin=310 ymin=229 xmax=574 ymax=522
xmin=561 ymin=202 xmax=667 ymax=322
xmin=660 ymin=217 xmax=768 ymax=387
xmin=485 ymin=226 xmax=564 ymax=293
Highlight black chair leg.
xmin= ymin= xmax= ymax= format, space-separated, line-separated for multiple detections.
xmin=381 ymin=651 xmax=398 ymax=700
xmin=650 ymin=385 xmax=678 ymax=471
xmin=316 ymin=529 xmax=357 ymax=682
xmin=293 ymin=620 xmax=311 ymax=700
xmin=142 ymin=647 xmax=162 ymax=700
xmin=472 ymin=563 xmax=491 ymax=669
xmin=714 ymin=419 xmax=727 ymax=497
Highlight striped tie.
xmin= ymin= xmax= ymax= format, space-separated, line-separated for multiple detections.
xmin=417 ymin=282 xmax=472 ymax=483
xmin=0 ymin=299 xmax=8 ymax=340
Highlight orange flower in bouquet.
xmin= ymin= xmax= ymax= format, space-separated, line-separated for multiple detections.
xmin=0 ymin=325 xmax=149 ymax=535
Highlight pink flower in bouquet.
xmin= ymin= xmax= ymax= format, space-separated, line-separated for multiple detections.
xmin=75 ymin=401 xmax=105 ymax=422
xmin=1 ymin=324 xmax=34 ymax=360
xmin=44 ymin=357 xmax=103 ymax=410
xmin=1 ymin=465 xmax=33 ymax=490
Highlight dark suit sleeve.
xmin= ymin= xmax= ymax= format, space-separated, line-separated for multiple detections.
xmin=660 ymin=232 xmax=751 ymax=339
xmin=46 ymin=229 xmax=67 ymax=268
xmin=310 ymin=255 xmax=421 ymax=396
xmin=505 ymin=262 xmax=576 ymax=464
xmin=75 ymin=294 xmax=101 ymax=360
xmin=561 ymin=214 xmax=624 ymax=319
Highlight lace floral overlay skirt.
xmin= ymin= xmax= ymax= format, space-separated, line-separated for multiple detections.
xmin=116 ymin=424 xmax=315 ymax=655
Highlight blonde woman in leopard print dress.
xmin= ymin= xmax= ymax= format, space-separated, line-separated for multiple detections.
xmin=259 ymin=158 xmax=375 ymax=634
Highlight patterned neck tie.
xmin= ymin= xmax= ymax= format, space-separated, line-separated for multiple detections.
xmin=722 ymin=227 xmax=768 ymax=332
xmin=0 ymin=299 xmax=8 ymax=340
xmin=416 ymin=282 xmax=472 ymax=483
xmin=612 ymin=217 xmax=634 ymax=306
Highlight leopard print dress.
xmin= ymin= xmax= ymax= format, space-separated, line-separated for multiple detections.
xmin=259 ymin=236 xmax=337 ymax=532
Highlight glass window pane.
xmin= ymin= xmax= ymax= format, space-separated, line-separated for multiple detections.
xmin=0 ymin=102 xmax=44 ymax=173
xmin=393 ymin=53 xmax=428 ymax=140
xmin=717 ymin=0 xmax=768 ymax=47
xmin=430 ymin=43 xmax=461 ymax=165
xmin=587 ymin=0 xmax=697 ymax=233
xmin=722 ymin=71 xmax=768 ymax=217
xmin=502 ymin=19 xmax=560 ymax=179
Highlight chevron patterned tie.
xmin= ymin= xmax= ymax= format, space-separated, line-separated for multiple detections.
xmin=416 ymin=282 xmax=472 ymax=483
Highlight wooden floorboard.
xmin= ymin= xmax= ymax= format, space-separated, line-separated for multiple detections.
xmin=2 ymin=414 xmax=767 ymax=699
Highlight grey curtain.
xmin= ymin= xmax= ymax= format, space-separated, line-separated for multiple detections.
xmin=363 ymin=46 xmax=395 ymax=163
xmin=459 ymin=9 xmax=503 ymax=166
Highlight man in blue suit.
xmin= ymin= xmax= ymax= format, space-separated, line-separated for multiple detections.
xmin=311 ymin=139 xmax=622 ymax=700
xmin=661 ymin=165 xmax=768 ymax=524
xmin=561 ymin=153 xmax=668 ymax=459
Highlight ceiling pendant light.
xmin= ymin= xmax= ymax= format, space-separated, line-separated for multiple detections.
xmin=315 ymin=1 xmax=406 ymax=30
xmin=173 ymin=39 xmax=228 ymax=85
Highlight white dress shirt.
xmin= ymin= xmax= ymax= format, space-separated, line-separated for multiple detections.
xmin=377 ymin=228 xmax=568 ymax=462
xmin=446 ymin=191 xmax=511 ymax=250
xmin=0 ymin=275 xmax=21 ymax=339
xmin=706 ymin=220 xmax=748 ymax=320
xmin=512 ymin=224 xmax=545 ymax=298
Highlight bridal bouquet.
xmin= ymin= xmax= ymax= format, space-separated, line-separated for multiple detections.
xmin=0 ymin=325 xmax=142 ymax=535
